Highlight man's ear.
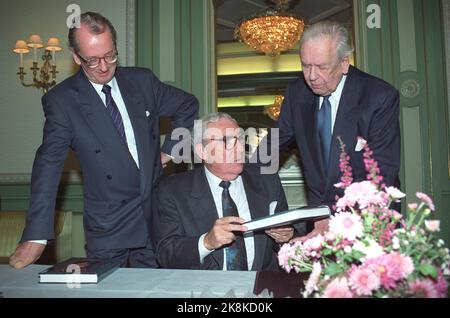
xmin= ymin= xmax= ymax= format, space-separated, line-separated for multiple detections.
xmin=341 ymin=56 xmax=350 ymax=75
xmin=72 ymin=50 xmax=82 ymax=65
xmin=194 ymin=143 xmax=205 ymax=161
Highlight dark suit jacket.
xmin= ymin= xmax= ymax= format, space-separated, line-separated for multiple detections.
xmin=153 ymin=165 xmax=288 ymax=271
xmin=277 ymin=65 xmax=400 ymax=207
xmin=21 ymin=67 xmax=198 ymax=251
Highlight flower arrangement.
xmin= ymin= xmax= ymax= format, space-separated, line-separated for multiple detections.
xmin=278 ymin=138 xmax=450 ymax=298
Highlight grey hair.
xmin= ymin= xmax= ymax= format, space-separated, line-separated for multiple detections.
xmin=299 ymin=21 xmax=354 ymax=61
xmin=192 ymin=112 xmax=238 ymax=149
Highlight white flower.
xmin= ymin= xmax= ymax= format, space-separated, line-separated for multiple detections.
xmin=385 ymin=186 xmax=406 ymax=199
xmin=329 ymin=212 xmax=363 ymax=241
xmin=353 ymin=239 xmax=384 ymax=261
xmin=344 ymin=246 xmax=352 ymax=254
xmin=305 ymin=262 xmax=322 ymax=295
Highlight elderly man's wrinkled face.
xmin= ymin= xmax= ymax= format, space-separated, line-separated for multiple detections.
xmin=300 ymin=37 xmax=349 ymax=96
xmin=197 ymin=118 xmax=246 ymax=181
xmin=72 ymin=24 xmax=117 ymax=85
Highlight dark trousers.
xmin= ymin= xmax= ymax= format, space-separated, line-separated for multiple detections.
xmin=86 ymin=238 xmax=158 ymax=268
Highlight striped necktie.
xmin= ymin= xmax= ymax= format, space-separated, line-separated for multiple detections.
xmin=102 ymin=84 xmax=127 ymax=144
xmin=219 ymin=180 xmax=248 ymax=271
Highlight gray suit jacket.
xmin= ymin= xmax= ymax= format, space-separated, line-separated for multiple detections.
xmin=153 ymin=165 xmax=288 ymax=271
xmin=21 ymin=67 xmax=198 ymax=251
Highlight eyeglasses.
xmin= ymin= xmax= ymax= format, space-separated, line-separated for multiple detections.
xmin=206 ymin=133 xmax=247 ymax=150
xmin=76 ymin=50 xmax=118 ymax=68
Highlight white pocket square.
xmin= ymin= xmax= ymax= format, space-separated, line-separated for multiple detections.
xmin=355 ymin=137 xmax=367 ymax=152
xmin=269 ymin=201 xmax=278 ymax=216
xmin=145 ymin=111 xmax=150 ymax=118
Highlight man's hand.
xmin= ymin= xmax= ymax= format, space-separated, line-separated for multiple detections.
xmin=203 ymin=216 xmax=247 ymax=250
xmin=265 ymin=226 xmax=294 ymax=243
xmin=294 ymin=218 xmax=330 ymax=243
xmin=9 ymin=242 xmax=46 ymax=269
xmin=161 ymin=152 xmax=172 ymax=168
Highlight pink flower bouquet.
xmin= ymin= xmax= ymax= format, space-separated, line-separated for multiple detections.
xmin=278 ymin=138 xmax=450 ymax=298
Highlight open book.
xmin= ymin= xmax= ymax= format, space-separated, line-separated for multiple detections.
xmin=39 ymin=257 xmax=119 ymax=284
xmin=244 ymin=205 xmax=330 ymax=232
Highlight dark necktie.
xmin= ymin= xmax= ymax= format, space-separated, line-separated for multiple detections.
xmin=317 ymin=95 xmax=332 ymax=170
xmin=102 ymin=84 xmax=127 ymax=144
xmin=219 ymin=180 xmax=248 ymax=271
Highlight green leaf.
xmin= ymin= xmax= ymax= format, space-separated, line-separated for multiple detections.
xmin=323 ymin=263 xmax=343 ymax=276
xmin=418 ymin=264 xmax=438 ymax=279
xmin=321 ymin=248 xmax=333 ymax=256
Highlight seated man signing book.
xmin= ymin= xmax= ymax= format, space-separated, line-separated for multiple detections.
xmin=153 ymin=112 xmax=293 ymax=271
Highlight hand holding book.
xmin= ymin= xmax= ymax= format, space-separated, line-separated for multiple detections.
xmin=265 ymin=226 xmax=294 ymax=243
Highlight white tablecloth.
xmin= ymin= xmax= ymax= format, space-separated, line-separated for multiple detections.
xmin=0 ymin=265 xmax=257 ymax=298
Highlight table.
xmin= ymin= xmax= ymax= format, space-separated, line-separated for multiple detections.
xmin=0 ymin=265 xmax=257 ymax=298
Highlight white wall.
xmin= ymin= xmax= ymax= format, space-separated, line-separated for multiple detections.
xmin=0 ymin=0 xmax=132 ymax=180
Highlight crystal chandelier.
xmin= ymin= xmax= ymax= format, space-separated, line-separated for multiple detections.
xmin=235 ymin=0 xmax=305 ymax=57
xmin=264 ymin=95 xmax=284 ymax=120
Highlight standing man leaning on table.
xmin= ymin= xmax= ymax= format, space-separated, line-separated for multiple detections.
xmin=9 ymin=12 xmax=198 ymax=268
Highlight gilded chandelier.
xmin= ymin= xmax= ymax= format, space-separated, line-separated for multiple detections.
xmin=235 ymin=0 xmax=305 ymax=57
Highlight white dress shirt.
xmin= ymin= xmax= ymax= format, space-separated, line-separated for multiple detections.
xmin=318 ymin=75 xmax=347 ymax=133
xmin=90 ymin=77 xmax=140 ymax=168
xmin=198 ymin=167 xmax=255 ymax=270
xmin=29 ymin=77 xmax=140 ymax=246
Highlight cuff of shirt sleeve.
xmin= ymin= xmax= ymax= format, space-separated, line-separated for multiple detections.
xmin=198 ymin=233 xmax=214 ymax=264
xmin=28 ymin=240 xmax=47 ymax=245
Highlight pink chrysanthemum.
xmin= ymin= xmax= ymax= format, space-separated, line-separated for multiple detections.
xmin=388 ymin=252 xmax=414 ymax=279
xmin=305 ymin=262 xmax=322 ymax=296
xmin=278 ymin=241 xmax=302 ymax=272
xmin=322 ymin=277 xmax=353 ymax=298
xmin=416 ymin=192 xmax=435 ymax=211
xmin=348 ymin=266 xmax=381 ymax=296
xmin=434 ymin=270 xmax=449 ymax=298
xmin=366 ymin=253 xmax=406 ymax=289
xmin=329 ymin=212 xmax=363 ymax=241
xmin=303 ymin=234 xmax=325 ymax=251
xmin=424 ymin=220 xmax=440 ymax=232
xmin=408 ymin=279 xmax=439 ymax=298
xmin=340 ymin=181 xmax=386 ymax=209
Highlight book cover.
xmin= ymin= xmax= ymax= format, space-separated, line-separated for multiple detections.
xmin=253 ymin=270 xmax=308 ymax=298
xmin=39 ymin=257 xmax=119 ymax=284
xmin=244 ymin=205 xmax=330 ymax=232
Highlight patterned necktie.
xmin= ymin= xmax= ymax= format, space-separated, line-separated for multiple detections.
xmin=317 ymin=95 xmax=332 ymax=170
xmin=219 ymin=180 xmax=248 ymax=271
xmin=102 ymin=84 xmax=127 ymax=144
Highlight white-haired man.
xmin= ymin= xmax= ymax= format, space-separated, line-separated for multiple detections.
xmin=153 ymin=112 xmax=293 ymax=270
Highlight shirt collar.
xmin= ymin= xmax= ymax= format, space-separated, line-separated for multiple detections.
xmin=204 ymin=166 xmax=240 ymax=192
xmin=329 ymin=74 xmax=347 ymax=101
xmin=89 ymin=77 xmax=117 ymax=96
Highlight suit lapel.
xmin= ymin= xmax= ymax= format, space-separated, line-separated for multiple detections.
xmin=326 ymin=67 xmax=363 ymax=191
xmin=115 ymin=69 xmax=151 ymax=198
xmin=190 ymin=167 xmax=223 ymax=268
xmin=75 ymin=69 xmax=130 ymax=165
xmin=240 ymin=167 xmax=270 ymax=271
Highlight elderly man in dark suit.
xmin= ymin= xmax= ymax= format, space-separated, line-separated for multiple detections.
xmin=9 ymin=12 xmax=198 ymax=268
xmin=153 ymin=112 xmax=293 ymax=271
xmin=274 ymin=21 xmax=401 ymax=239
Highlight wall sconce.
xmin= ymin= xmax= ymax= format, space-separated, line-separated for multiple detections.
xmin=13 ymin=35 xmax=63 ymax=94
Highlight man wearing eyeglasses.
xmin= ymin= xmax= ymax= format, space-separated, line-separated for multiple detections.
xmin=10 ymin=12 xmax=198 ymax=269
xmin=153 ymin=112 xmax=293 ymax=271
